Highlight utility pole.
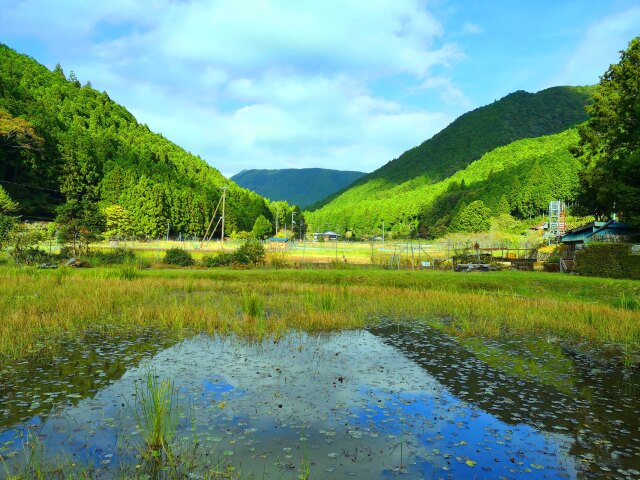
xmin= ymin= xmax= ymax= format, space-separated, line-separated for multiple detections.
xmin=166 ymin=222 xmax=170 ymax=242
xmin=291 ymin=211 xmax=296 ymax=241
xmin=275 ymin=205 xmax=279 ymax=235
xmin=382 ymin=220 xmax=385 ymax=245
xmin=220 ymin=186 xmax=228 ymax=246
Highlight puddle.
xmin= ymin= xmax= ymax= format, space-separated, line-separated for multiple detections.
xmin=0 ymin=323 xmax=638 ymax=479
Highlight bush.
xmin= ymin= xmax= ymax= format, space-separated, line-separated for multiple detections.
xmin=163 ymin=248 xmax=194 ymax=267
xmin=233 ymin=240 xmax=266 ymax=266
xmin=268 ymin=252 xmax=290 ymax=269
xmin=90 ymin=247 xmax=136 ymax=265
xmin=12 ymin=247 xmax=49 ymax=266
xmin=575 ymin=243 xmax=640 ymax=279
xmin=202 ymin=252 xmax=234 ymax=268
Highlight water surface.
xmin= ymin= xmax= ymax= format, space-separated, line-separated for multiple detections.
xmin=0 ymin=323 xmax=638 ymax=479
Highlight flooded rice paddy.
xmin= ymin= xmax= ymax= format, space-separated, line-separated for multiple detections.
xmin=1 ymin=322 xmax=639 ymax=479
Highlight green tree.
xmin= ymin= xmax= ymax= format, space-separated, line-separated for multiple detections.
xmin=56 ymin=199 xmax=104 ymax=256
xmin=450 ymin=200 xmax=491 ymax=233
xmin=0 ymin=185 xmax=18 ymax=214
xmin=0 ymin=185 xmax=18 ymax=250
xmin=575 ymin=36 xmax=640 ymax=224
xmin=104 ymin=204 xmax=133 ymax=240
xmin=251 ymin=215 xmax=273 ymax=239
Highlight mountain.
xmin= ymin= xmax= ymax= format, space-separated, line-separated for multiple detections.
xmin=306 ymin=86 xmax=593 ymax=236
xmin=231 ymin=168 xmax=366 ymax=209
xmin=0 ymin=44 xmax=271 ymax=237
xmin=308 ymin=129 xmax=582 ymax=237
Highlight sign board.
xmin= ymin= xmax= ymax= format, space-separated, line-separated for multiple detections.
xmin=632 ymin=245 xmax=640 ymax=255
xmin=421 ymin=261 xmax=431 ymax=268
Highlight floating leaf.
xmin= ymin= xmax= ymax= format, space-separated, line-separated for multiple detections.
xmin=466 ymin=460 xmax=477 ymax=467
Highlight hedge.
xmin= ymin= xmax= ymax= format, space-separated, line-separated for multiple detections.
xmin=574 ymin=243 xmax=640 ymax=279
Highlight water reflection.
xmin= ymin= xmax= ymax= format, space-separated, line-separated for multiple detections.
xmin=0 ymin=324 xmax=638 ymax=479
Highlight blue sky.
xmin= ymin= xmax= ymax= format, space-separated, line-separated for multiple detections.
xmin=0 ymin=1 xmax=638 ymax=177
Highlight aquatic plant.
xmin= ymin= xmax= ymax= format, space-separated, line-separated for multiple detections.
xmin=129 ymin=371 xmax=177 ymax=455
xmin=117 ymin=265 xmax=138 ymax=280
xmin=241 ymin=291 xmax=265 ymax=319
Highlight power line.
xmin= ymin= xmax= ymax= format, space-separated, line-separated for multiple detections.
xmin=0 ymin=179 xmax=62 ymax=193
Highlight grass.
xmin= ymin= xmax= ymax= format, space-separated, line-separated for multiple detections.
xmin=0 ymin=267 xmax=639 ymax=367
xmin=129 ymin=371 xmax=177 ymax=455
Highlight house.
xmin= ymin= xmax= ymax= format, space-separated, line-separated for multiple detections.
xmin=313 ymin=231 xmax=341 ymax=241
xmin=561 ymin=220 xmax=639 ymax=248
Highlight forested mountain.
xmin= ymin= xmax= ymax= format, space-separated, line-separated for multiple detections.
xmin=307 ymin=129 xmax=582 ymax=237
xmin=231 ymin=168 xmax=365 ymax=209
xmin=306 ymin=86 xmax=593 ymax=236
xmin=0 ymin=44 xmax=271 ymax=238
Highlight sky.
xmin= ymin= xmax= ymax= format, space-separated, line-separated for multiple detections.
xmin=0 ymin=1 xmax=638 ymax=178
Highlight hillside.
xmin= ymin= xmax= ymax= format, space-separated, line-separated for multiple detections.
xmin=231 ymin=168 xmax=365 ymax=209
xmin=0 ymin=44 xmax=270 ymax=237
xmin=307 ymin=128 xmax=582 ymax=237
xmin=306 ymin=86 xmax=593 ymax=235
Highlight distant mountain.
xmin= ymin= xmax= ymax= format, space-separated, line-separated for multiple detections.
xmin=306 ymin=86 xmax=593 ymax=235
xmin=0 ymin=44 xmax=270 ymax=236
xmin=231 ymin=168 xmax=366 ymax=209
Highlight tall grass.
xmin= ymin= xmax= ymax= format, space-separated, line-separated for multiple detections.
xmin=129 ymin=371 xmax=177 ymax=455
xmin=0 ymin=268 xmax=639 ymax=366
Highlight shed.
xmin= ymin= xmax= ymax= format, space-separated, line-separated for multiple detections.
xmin=313 ymin=231 xmax=341 ymax=241
xmin=561 ymin=220 xmax=639 ymax=248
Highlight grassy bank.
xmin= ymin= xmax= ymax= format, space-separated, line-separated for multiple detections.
xmin=1 ymin=267 xmax=639 ymax=367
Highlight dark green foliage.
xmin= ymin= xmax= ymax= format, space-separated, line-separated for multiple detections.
xmin=56 ymin=199 xmax=104 ymax=256
xmin=12 ymin=247 xmax=48 ymax=265
xmin=202 ymin=253 xmax=234 ymax=267
xmin=90 ymin=247 xmax=136 ymax=265
xmin=574 ymin=37 xmax=640 ymax=225
xmin=251 ymin=215 xmax=273 ymax=239
xmin=453 ymin=252 xmax=492 ymax=265
xmin=0 ymin=44 xmax=271 ymax=234
xmin=163 ymin=248 xmax=194 ymax=267
xmin=574 ymin=243 xmax=640 ymax=279
xmin=232 ymin=168 xmax=365 ymax=209
xmin=233 ymin=240 xmax=266 ymax=266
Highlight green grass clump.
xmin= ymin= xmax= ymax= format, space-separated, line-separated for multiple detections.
xmin=163 ymin=248 xmax=194 ymax=267
xmin=242 ymin=291 xmax=265 ymax=319
xmin=129 ymin=372 xmax=177 ymax=455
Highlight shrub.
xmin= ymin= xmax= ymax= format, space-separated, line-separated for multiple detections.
xmin=202 ymin=253 xmax=234 ymax=267
xmin=163 ymin=248 xmax=194 ymax=267
xmin=90 ymin=247 xmax=136 ymax=265
xmin=268 ymin=252 xmax=290 ymax=269
xmin=233 ymin=240 xmax=266 ymax=266
xmin=574 ymin=243 xmax=640 ymax=279
xmin=12 ymin=247 xmax=49 ymax=266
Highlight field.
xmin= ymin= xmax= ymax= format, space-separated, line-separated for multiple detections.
xmin=1 ymin=264 xmax=638 ymax=366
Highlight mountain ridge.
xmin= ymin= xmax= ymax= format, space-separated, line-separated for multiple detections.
xmin=232 ymin=167 xmax=365 ymax=209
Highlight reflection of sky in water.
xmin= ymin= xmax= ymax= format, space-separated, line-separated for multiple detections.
xmin=1 ymin=331 xmax=578 ymax=478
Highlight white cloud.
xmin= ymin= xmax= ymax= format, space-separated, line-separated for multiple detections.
xmin=462 ymin=22 xmax=482 ymax=35
xmin=414 ymin=76 xmax=472 ymax=109
xmin=553 ymin=6 xmax=640 ymax=86
xmin=0 ymin=0 xmax=462 ymax=175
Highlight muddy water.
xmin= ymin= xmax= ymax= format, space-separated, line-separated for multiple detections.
xmin=0 ymin=323 xmax=638 ymax=479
